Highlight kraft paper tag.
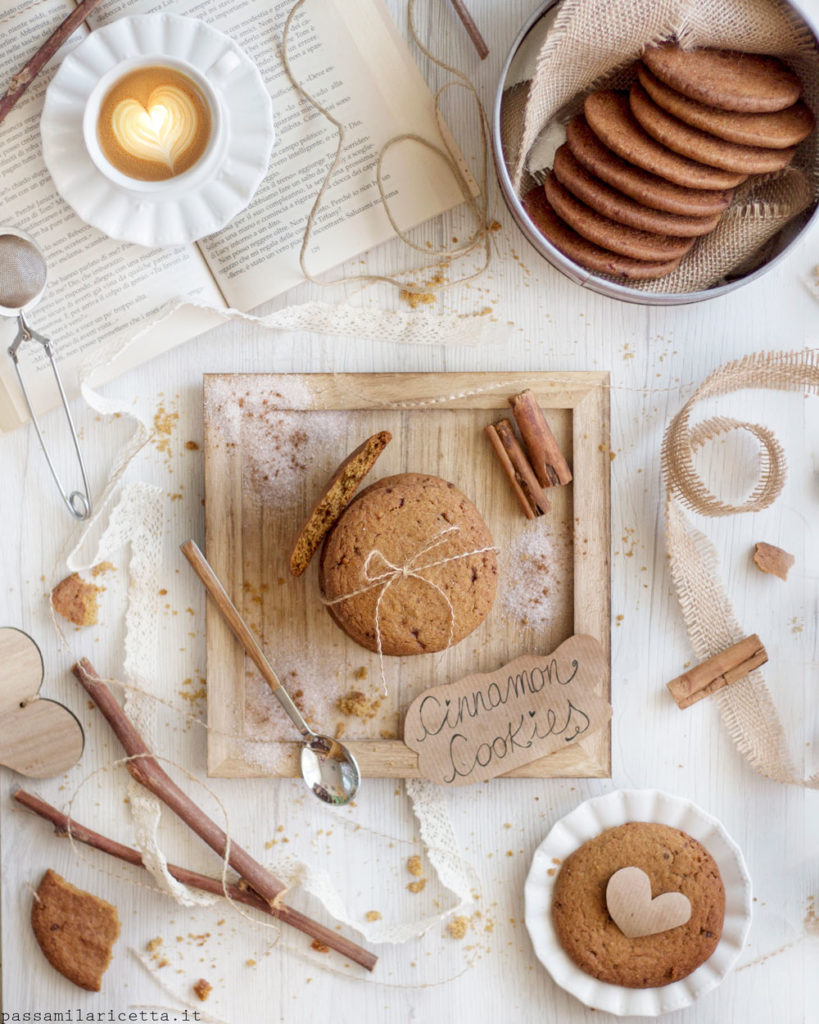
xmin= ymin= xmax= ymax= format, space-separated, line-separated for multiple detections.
xmin=606 ymin=866 xmax=692 ymax=938
xmin=403 ymin=634 xmax=610 ymax=785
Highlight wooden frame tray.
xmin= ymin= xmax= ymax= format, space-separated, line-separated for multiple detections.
xmin=203 ymin=372 xmax=610 ymax=779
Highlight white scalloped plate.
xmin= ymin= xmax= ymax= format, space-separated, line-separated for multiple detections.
xmin=524 ymin=789 xmax=752 ymax=1017
xmin=41 ymin=14 xmax=274 ymax=246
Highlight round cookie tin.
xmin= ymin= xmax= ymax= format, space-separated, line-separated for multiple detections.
xmin=493 ymin=0 xmax=819 ymax=306
xmin=523 ymin=789 xmax=752 ymax=1016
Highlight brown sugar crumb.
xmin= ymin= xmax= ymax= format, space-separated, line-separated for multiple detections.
xmin=193 ymin=978 xmax=212 ymax=1001
xmin=311 ymin=940 xmax=330 ymax=953
xmin=407 ymin=879 xmax=427 ymax=894
xmin=51 ymin=573 xmax=100 ymax=627
xmin=407 ymin=855 xmax=424 ymax=877
xmin=184 ymin=441 xmax=200 ymax=451
xmin=447 ymin=915 xmax=469 ymax=940
xmin=338 ymin=690 xmax=382 ymax=721
xmin=365 ymin=910 xmax=382 ymax=922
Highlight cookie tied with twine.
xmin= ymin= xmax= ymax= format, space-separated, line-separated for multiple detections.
xmin=319 ymin=474 xmax=497 ymax=664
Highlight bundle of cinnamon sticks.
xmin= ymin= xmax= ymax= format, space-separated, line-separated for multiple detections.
xmin=485 ymin=389 xmax=572 ymax=518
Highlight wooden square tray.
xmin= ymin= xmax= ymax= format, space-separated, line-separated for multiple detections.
xmin=203 ymin=372 xmax=610 ymax=779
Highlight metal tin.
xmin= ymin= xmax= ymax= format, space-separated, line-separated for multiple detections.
xmin=492 ymin=0 xmax=819 ymax=305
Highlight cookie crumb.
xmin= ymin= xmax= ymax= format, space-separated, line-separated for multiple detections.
xmin=447 ymin=915 xmax=469 ymax=940
xmin=310 ymin=940 xmax=330 ymax=953
xmin=338 ymin=690 xmax=382 ymax=720
xmin=407 ymin=855 xmax=423 ymax=877
xmin=753 ymin=541 xmax=795 ymax=580
xmin=407 ymin=879 xmax=427 ymax=894
xmin=193 ymin=978 xmax=212 ymax=1001
xmin=365 ymin=910 xmax=382 ymax=922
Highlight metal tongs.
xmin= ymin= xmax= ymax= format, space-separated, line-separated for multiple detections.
xmin=0 ymin=227 xmax=91 ymax=519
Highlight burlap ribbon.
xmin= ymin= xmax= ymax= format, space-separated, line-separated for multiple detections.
xmin=662 ymin=348 xmax=819 ymax=787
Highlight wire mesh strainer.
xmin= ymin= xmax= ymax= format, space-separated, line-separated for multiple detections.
xmin=1 ymin=228 xmax=91 ymax=519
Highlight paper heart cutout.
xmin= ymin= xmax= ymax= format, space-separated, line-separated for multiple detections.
xmin=111 ymin=85 xmax=200 ymax=170
xmin=0 ymin=627 xmax=84 ymax=778
xmin=606 ymin=866 xmax=692 ymax=939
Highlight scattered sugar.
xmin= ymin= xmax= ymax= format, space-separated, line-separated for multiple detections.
xmin=499 ymin=519 xmax=567 ymax=630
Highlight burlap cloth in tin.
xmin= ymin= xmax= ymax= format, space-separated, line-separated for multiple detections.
xmin=503 ymin=0 xmax=819 ymax=293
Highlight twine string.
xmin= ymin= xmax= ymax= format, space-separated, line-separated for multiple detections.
xmin=280 ymin=0 xmax=494 ymax=296
xmin=322 ymin=526 xmax=496 ymax=695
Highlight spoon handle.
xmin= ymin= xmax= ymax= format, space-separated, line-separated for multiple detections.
xmin=180 ymin=540 xmax=312 ymax=739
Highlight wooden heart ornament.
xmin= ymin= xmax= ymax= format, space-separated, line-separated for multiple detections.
xmin=0 ymin=628 xmax=84 ymax=777
xmin=606 ymin=866 xmax=692 ymax=939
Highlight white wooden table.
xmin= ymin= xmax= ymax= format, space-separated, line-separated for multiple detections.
xmin=2 ymin=2 xmax=818 ymax=1021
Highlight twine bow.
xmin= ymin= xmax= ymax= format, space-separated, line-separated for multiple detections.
xmin=322 ymin=526 xmax=496 ymax=694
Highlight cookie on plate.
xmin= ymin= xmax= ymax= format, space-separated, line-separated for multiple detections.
xmin=319 ymin=473 xmax=497 ymax=655
xmin=643 ymin=44 xmax=803 ymax=114
xmin=31 ymin=869 xmax=121 ymax=991
xmin=552 ymin=822 xmax=725 ymax=988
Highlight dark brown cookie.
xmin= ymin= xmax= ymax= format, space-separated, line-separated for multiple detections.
xmin=544 ymin=172 xmax=695 ymax=261
xmin=567 ymin=115 xmax=734 ymax=216
xmin=630 ymin=82 xmax=797 ymax=173
xmin=31 ymin=869 xmax=121 ymax=991
xmin=319 ymin=473 xmax=497 ymax=656
xmin=584 ymin=91 xmax=747 ymax=190
xmin=552 ymin=822 xmax=725 ymax=989
xmin=289 ymin=430 xmax=392 ymax=576
xmin=553 ymin=144 xmax=721 ymax=237
xmin=637 ymin=64 xmax=815 ymax=149
xmin=522 ymin=188 xmax=683 ymax=280
xmin=643 ymin=44 xmax=803 ymax=113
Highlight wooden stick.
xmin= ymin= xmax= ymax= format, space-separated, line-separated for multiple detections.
xmin=485 ymin=419 xmax=550 ymax=517
xmin=0 ymin=0 xmax=104 ymax=127
xmin=12 ymin=789 xmax=377 ymax=971
xmin=667 ymin=635 xmax=768 ymax=709
xmin=509 ymin=390 xmax=573 ymax=487
xmin=71 ymin=659 xmax=375 ymax=969
xmin=448 ymin=0 xmax=489 ymax=60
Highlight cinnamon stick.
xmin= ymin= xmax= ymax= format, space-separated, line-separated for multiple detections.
xmin=448 ymin=0 xmax=489 ymax=60
xmin=666 ymin=635 xmax=768 ymax=709
xmin=508 ymin=390 xmax=572 ymax=487
xmin=12 ymin=789 xmax=377 ymax=971
xmin=0 ymin=0 xmax=104 ymax=127
xmin=485 ymin=419 xmax=550 ymax=518
xmin=71 ymin=659 xmax=376 ymax=969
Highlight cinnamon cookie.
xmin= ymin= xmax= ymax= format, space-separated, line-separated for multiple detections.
xmin=31 ymin=869 xmax=121 ymax=991
xmin=553 ymin=144 xmax=721 ymax=237
xmin=643 ymin=44 xmax=803 ymax=114
xmin=522 ymin=188 xmax=684 ymax=280
xmin=584 ymin=91 xmax=747 ymax=190
xmin=544 ymin=173 xmax=695 ymax=261
xmin=630 ymin=82 xmax=797 ymax=174
xmin=552 ymin=822 xmax=725 ymax=989
xmin=637 ymin=64 xmax=815 ymax=149
xmin=319 ymin=473 xmax=497 ymax=655
xmin=567 ymin=115 xmax=735 ymax=217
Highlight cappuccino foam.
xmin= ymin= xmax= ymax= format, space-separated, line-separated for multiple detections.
xmin=97 ymin=65 xmax=212 ymax=182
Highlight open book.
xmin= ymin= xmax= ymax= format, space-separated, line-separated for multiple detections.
xmin=0 ymin=0 xmax=468 ymax=433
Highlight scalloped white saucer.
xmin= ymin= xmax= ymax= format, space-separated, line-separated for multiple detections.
xmin=524 ymin=789 xmax=752 ymax=1017
xmin=41 ymin=14 xmax=274 ymax=247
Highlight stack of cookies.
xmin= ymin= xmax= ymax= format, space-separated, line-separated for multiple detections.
xmin=523 ymin=43 xmax=815 ymax=281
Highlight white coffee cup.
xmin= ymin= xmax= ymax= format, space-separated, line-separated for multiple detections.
xmin=82 ymin=51 xmax=239 ymax=195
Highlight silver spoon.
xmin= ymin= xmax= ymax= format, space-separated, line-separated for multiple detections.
xmin=0 ymin=227 xmax=91 ymax=519
xmin=181 ymin=540 xmax=361 ymax=806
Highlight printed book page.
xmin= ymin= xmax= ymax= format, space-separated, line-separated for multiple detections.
xmin=94 ymin=0 xmax=472 ymax=311
xmin=0 ymin=0 xmax=225 ymax=434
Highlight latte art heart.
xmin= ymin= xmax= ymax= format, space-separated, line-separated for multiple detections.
xmin=112 ymin=87 xmax=201 ymax=171
xmin=96 ymin=66 xmax=213 ymax=182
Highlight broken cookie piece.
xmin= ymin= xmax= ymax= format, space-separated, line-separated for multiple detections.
xmin=31 ymin=869 xmax=121 ymax=991
xmin=51 ymin=574 xmax=100 ymax=627
xmin=752 ymin=542 xmax=795 ymax=581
